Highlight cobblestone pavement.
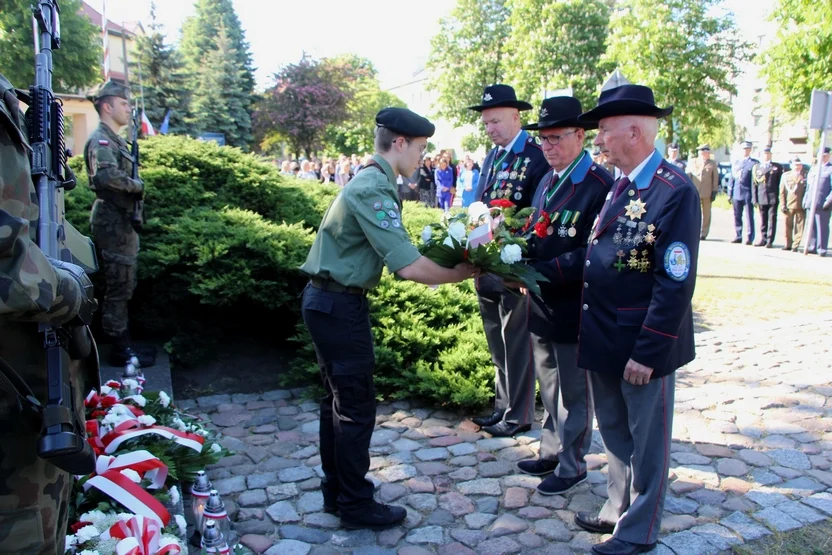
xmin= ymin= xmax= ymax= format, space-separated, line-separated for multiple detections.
xmin=182 ymin=313 xmax=832 ymax=555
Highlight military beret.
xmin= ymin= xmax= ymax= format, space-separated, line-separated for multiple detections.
xmin=763 ymin=145 xmax=772 ymax=153
xmin=668 ymin=143 xmax=679 ymax=151
xmin=741 ymin=140 xmax=753 ymax=149
xmin=376 ymin=107 xmax=435 ymax=138
xmin=697 ymin=144 xmax=711 ymax=152
xmin=87 ymin=79 xmax=130 ymax=102
xmin=824 ymin=146 xmax=831 ymax=154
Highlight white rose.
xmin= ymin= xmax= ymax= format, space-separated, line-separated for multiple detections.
xmin=120 ymin=469 xmax=142 ymax=483
xmin=500 ymin=243 xmax=523 ymax=264
xmin=158 ymin=391 xmax=171 ymax=408
xmin=174 ymin=514 xmax=187 ymax=536
xmin=421 ymin=225 xmax=433 ymax=242
xmin=467 ymin=201 xmax=490 ymax=224
xmin=125 ymin=394 xmax=146 ymax=407
xmin=448 ymin=221 xmax=467 ymax=243
xmin=137 ymin=415 xmax=156 ymax=427
xmin=211 ymin=443 xmax=222 ymax=454
xmin=75 ymin=525 xmax=99 ymax=544
xmin=66 ymin=534 xmax=78 ymax=547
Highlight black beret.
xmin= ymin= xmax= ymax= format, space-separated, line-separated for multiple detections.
xmin=375 ymin=107 xmax=435 ymax=138
xmin=824 ymin=146 xmax=831 ymax=154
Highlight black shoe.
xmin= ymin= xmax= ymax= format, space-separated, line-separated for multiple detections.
xmin=516 ymin=458 xmax=558 ymax=476
xmin=765 ymin=243 xmax=773 ymax=248
xmin=782 ymin=246 xmax=792 ymax=250
xmin=340 ymin=502 xmax=406 ymax=530
xmin=700 ymin=236 xmax=706 ymax=240
xmin=472 ymin=409 xmax=505 ymax=427
xmin=537 ymin=472 xmax=587 ymax=495
xmin=575 ymin=512 xmax=615 ymax=534
xmin=731 ymin=238 xmax=742 ymax=244
xmin=591 ymin=537 xmax=656 ymax=555
xmin=754 ymin=241 xmax=766 ymax=247
xmin=745 ymin=240 xmax=753 ymax=245
xmin=482 ymin=421 xmax=531 ymax=437
xmin=324 ymin=503 xmax=339 ymax=515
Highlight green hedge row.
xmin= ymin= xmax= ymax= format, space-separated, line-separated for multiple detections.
xmin=65 ymin=136 xmax=493 ymax=409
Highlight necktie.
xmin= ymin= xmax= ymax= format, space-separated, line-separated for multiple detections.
xmin=613 ymin=177 xmax=631 ymax=200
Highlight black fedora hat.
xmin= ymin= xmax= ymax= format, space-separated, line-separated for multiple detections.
xmin=522 ymin=96 xmax=597 ymax=131
xmin=468 ymin=84 xmax=533 ymax=112
xmin=577 ymin=84 xmax=673 ymax=123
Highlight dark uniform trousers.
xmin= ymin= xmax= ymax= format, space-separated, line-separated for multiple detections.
xmin=758 ymin=204 xmax=778 ymax=246
xmin=301 ymin=285 xmax=376 ymax=512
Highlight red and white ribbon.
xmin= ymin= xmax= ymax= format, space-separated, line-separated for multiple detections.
xmin=83 ymin=454 xmax=171 ymax=526
xmin=95 ymin=450 xmax=168 ymax=489
xmin=102 ymin=422 xmax=204 ymax=454
xmin=102 ymin=515 xmax=181 ymax=555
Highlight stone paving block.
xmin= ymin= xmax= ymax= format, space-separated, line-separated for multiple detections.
xmin=753 ymin=506 xmax=802 ymax=531
xmin=800 ymin=492 xmax=832 ymax=516
xmin=690 ymin=523 xmax=742 ymax=550
xmin=476 ymin=536 xmax=522 ymax=555
xmin=458 ymin=478 xmax=501 ymax=495
xmin=719 ymin=511 xmax=772 ymax=541
xmin=264 ymin=539 xmax=311 ymax=555
xmin=744 ymin=488 xmax=790 ymax=508
xmin=660 ymin=530 xmax=720 ymax=555
xmin=406 ymin=525 xmax=444 ymax=545
xmin=776 ymin=500 xmax=827 ymax=524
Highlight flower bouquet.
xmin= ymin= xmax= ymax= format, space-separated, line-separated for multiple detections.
xmin=418 ymin=199 xmax=549 ymax=294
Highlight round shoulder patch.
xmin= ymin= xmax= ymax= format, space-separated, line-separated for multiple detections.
xmin=383 ymin=199 xmax=393 ymax=209
xmin=663 ymin=242 xmax=691 ymax=282
xmin=380 ymin=220 xmax=390 ymax=229
xmin=373 ymin=202 xmax=382 ymax=210
xmin=375 ymin=211 xmax=386 ymax=221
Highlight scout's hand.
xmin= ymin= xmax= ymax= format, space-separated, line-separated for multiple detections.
xmin=453 ymin=262 xmax=478 ymax=281
xmin=623 ymin=358 xmax=653 ymax=386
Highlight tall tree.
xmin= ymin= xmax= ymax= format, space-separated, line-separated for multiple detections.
xmin=505 ymin=0 xmax=611 ymax=111
xmin=130 ymin=2 xmax=192 ymax=135
xmin=760 ymin=0 xmax=832 ymax=117
xmin=322 ymin=55 xmax=407 ymax=157
xmin=0 ymin=0 xmax=101 ymax=92
xmin=603 ymin=0 xmax=750 ymax=150
xmin=187 ymin=24 xmax=252 ymax=148
xmin=253 ymin=56 xmax=349 ymax=158
xmin=180 ymin=0 xmax=254 ymax=146
xmin=425 ymin=0 xmax=512 ymax=149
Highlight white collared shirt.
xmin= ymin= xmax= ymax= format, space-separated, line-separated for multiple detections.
xmin=627 ymin=151 xmax=655 ymax=184
xmin=498 ymin=129 xmax=523 ymax=155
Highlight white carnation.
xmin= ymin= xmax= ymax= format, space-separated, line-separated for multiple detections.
xmin=171 ymin=417 xmax=187 ymax=432
xmin=120 ymin=469 xmax=142 ymax=483
xmin=500 ymin=243 xmax=523 ymax=264
xmin=137 ymin=415 xmax=156 ymax=427
xmin=75 ymin=525 xmax=99 ymax=544
xmin=66 ymin=534 xmax=78 ymax=547
xmin=158 ymin=391 xmax=171 ymax=408
xmin=448 ymin=221 xmax=467 ymax=242
xmin=79 ymin=509 xmax=107 ymax=528
xmin=169 ymin=485 xmax=180 ymax=506
xmin=197 ymin=429 xmax=210 ymax=437
xmin=121 ymin=378 xmax=139 ymax=390
xmin=421 ymin=225 xmax=433 ymax=242
xmin=174 ymin=514 xmax=187 ymax=536
xmin=125 ymin=394 xmax=146 ymax=407
xmin=211 ymin=443 xmax=222 ymax=454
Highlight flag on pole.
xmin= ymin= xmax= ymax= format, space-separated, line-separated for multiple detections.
xmin=141 ymin=110 xmax=156 ymax=136
xmin=102 ymin=0 xmax=110 ymax=80
xmin=159 ymin=110 xmax=172 ymax=134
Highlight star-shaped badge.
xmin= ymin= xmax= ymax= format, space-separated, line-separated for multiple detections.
xmin=645 ymin=231 xmax=656 ymax=244
xmin=647 ymin=224 xmax=655 ymax=232
xmin=625 ymin=199 xmax=647 ymax=221
xmin=484 ymin=93 xmax=493 ymax=101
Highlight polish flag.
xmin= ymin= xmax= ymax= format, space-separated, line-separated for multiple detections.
xmin=141 ymin=110 xmax=156 ymax=136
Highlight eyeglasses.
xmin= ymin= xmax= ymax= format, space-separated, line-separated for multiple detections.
xmin=538 ymin=130 xmax=577 ymax=146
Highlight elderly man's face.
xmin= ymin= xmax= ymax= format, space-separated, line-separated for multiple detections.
xmin=539 ymin=127 xmax=584 ymax=171
xmin=594 ymin=116 xmax=633 ymax=168
xmin=481 ymin=107 xmax=519 ymax=148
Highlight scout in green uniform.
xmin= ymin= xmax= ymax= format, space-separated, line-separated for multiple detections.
xmin=300 ymin=107 xmax=476 ymax=530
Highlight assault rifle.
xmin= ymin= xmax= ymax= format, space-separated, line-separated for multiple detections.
xmin=130 ymin=109 xmax=144 ymax=231
xmin=25 ymin=0 xmax=98 ymax=474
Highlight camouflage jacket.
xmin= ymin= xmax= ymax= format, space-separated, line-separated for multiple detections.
xmin=83 ymin=122 xmax=142 ymax=212
xmin=0 ymin=74 xmax=81 ymax=324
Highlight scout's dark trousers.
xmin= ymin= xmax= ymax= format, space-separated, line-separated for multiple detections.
xmin=732 ymin=198 xmax=755 ymax=242
xmin=758 ymin=203 xmax=778 ymax=246
xmin=302 ymin=285 xmax=376 ymax=513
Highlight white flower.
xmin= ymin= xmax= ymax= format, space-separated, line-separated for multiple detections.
xmin=158 ymin=391 xmax=171 ymax=408
xmin=137 ymin=415 xmax=156 ymax=427
xmin=467 ymin=201 xmax=490 ymax=224
xmin=421 ymin=225 xmax=433 ymax=242
xmin=448 ymin=221 xmax=467 ymax=243
xmin=117 ymin=513 xmax=134 ymax=522
xmin=443 ymin=236 xmax=456 ymax=248
xmin=500 ymin=244 xmax=523 ymax=264
xmin=171 ymin=417 xmax=187 ymax=432
xmin=120 ymin=469 xmax=142 ymax=483
xmin=197 ymin=429 xmax=210 ymax=437
xmin=79 ymin=510 xmax=107 ymax=529
xmin=169 ymin=485 xmax=181 ymax=506
xmin=79 ymin=550 xmax=101 ymax=555
xmin=66 ymin=534 xmax=78 ymax=547
xmin=75 ymin=525 xmax=99 ymax=544
xmin=125 ymin=394 xmax=146 ymax=407
xmin=211 ymin=443 xmax=222 ymax=454
xmin=121 ymin=379 xmax=139 ymax=390
xmin=174 ymin=515 xmax=187 ymax=536
xmin=99 ymin=385 xmax=112 ymax=395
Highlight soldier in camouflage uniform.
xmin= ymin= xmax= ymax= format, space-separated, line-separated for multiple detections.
xmin=84 ymin=80 xmax=155 ymax=367
xmin=0 ymin=73 xmax=95 ymax=555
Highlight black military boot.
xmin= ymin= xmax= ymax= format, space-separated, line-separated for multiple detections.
xmin=107 ymin=331 xmax=157 ymax=367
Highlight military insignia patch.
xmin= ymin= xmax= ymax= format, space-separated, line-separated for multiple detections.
xmin=373 ymin=202 xmax=382 ymax=210
xmin=380 ymin=220 xmax=390 ymax=229
xmin=625 ymin=199 xmax=647 ymax=221
xmin=98 ymin=139 xmax=109 ymax=146
xmin=376 ymin=211 xmax=386 ymax=220
xmin=664 ymin=242 xmax=690 ymax=282
xmin=392 ymin=219 xmax=401 ymax=228
xmin=383 ymin=200 xmax=393 ymax=209
xmin=388 ymin=210 xmax=399 ymax=219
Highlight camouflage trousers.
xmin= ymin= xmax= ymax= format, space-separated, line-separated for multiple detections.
xmin=91 ymin=200 xmax=138 ymax=337
xmin=0 ymin=324 xmax=84 ymax=555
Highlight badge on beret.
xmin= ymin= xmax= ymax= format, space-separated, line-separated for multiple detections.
xmin=388 ymin=210 xmax=399 ymax=219
xmin=392 ymin=219 xmax=401 ymax=228
xmin=383 ymin=200 xmax=393 ymax=209
xmin=373 ymin=202 xmax=382 ymax=210
xmin=380 ymin=220 xmax=390 ymax=229
xmin=376 ymin=211 xmax=386 ymax=220
xmin=664 ymin=242 xmax=690 ymax=282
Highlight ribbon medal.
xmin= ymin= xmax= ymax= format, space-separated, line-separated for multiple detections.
xmin=567 ymin=211 xmax=581 ymax=237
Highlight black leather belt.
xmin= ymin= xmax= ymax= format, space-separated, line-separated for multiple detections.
xmin=309 ymin=277 xmax=367 ymax=296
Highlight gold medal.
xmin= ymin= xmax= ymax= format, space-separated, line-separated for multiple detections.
xmin=625 ymin=199 xmax=647 ymax=221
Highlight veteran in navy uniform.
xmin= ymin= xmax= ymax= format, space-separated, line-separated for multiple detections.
xmin=513 ymin=97 xmax=613 ymax=495
xmin=728 ymin=141 xmax=758 ymax=244
xmin=300 ymin=108 xmax=476 ymax=530
xmin=468 ymin=84 xmax=549 ymax=437
xmin=573 ymin=85 xmax=700 ymax=555
xmin=752 ymin=146 xmax=783 ymax=248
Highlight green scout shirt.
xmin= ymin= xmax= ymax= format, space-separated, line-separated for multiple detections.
xmin=300 ymin=154 xmax=421 ymax=289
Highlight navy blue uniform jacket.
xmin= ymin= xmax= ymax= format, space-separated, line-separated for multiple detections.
xmin=476 ymin=130 xmax=549 ymax=293
xmin=578 ymin=150 xmax=701 ymax=378
xmin=527 ymin=151 xmax=613 ymax=344
xmin=728 ymin=157 xmax=758 ymax=202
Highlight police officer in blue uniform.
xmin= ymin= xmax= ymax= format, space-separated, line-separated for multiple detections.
xmin=729 ymin=140 xmax=758 ymax=244
xmin=468 ymin=84 xmax=549 ymax=437
xmin=573 ymin=85 xmax=701 ymax=555
xmin=512 ymin=96 xmax=613 ymax=495
xmin=300 ymin=107 xmax=476 ymax=530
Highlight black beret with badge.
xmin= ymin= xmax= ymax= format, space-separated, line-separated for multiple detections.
xmin=375 ymin=107 xmax=435 ymax=138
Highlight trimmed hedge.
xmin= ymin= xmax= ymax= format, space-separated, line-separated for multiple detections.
xmin=66 ymin=136 xmax=494 ymax=409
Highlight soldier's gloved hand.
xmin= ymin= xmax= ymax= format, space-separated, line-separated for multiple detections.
xmin=50 ymin=259 xmax=97 ymax=326
xmin=710 ymin=191 xmax=717 ymax=202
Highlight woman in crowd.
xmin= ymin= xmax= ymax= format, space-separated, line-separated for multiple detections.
xmin=435 ymin=157 xmax=454 ymax=212
xmin=458 ymin=156 xmax=479 ymax=208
